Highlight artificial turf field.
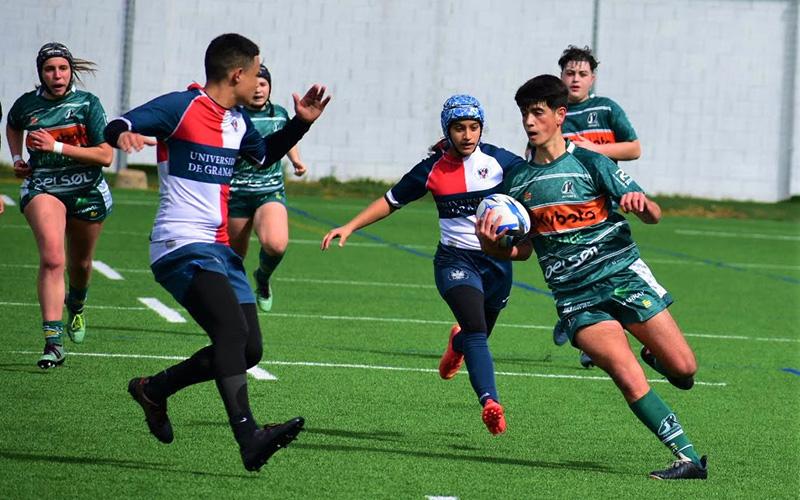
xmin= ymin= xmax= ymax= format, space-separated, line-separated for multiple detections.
xmin=0 ymin=185 xmax=798 ymax=499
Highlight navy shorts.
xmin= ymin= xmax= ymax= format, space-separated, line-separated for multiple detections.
xmin=433 ymin=243 xmax=513 ymax=311
xmin=151 ymin=242 xmax=255 ymax=305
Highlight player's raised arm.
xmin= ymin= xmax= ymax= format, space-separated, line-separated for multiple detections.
xmin=254 ymin=85 xmax=331 ymax=167
xmin=103 ymin=120 xmax=158 ymax=153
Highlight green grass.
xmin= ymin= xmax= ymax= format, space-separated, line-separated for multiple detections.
xmin=0 ymin=185 xmax=798 ymax=499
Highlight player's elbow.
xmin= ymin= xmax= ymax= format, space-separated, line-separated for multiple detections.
xmin=628 ymin=141 xmax=641 ymax=160
xmin=98 ymin=145 xmax=114 ymax=167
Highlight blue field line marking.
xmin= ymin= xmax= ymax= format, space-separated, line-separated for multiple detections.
xmin=289 ymin=206 xmax=552 ymax=296
xmin=781 ymin=368 xmax=800 ymax=376
xmin=639 ymin=245 xmax=800 ymax=286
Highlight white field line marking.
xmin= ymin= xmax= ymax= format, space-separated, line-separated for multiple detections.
xmin=675 ymin=229 xmax=800 ymax=242
xmin=263 ymin=311 xmax=551 ymax=331
xmin=5 ymin=350 xmax=275 ymax=381
xmin=2 ymin=351 xmax=727 ymax=387
xmin=92 ymin=260 xmax=124 ymax=280
xmin=137 ymin=297 xmax=186 ymax=323
xmin=1 ymin=194 xmax=16 ymax=206
xmin=0 ymin=300 xmax=795 ymax=344
xmin=247 ymin=366 xmax=278 ymax=380
xmin=427 ymin=496 xmax=458 ymax=500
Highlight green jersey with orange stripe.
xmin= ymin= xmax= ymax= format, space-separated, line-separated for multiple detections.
xmin=8 ymin=87 xmax=108 ymax=194
xmin=503 ymin=142 xmax=644 ymax=294
xmin=562 ymin=95 xmax=637 ymax=147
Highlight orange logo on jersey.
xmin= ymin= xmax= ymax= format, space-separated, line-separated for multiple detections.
xmin=565 ymin=130 xmax=616 ymax=145
xmin=531 ymin=196 xmax=608 ymax=234
xmin=26 ymin=123 xmax=89 ymax=148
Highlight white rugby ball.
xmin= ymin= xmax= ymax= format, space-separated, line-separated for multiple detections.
xmin=476 ymin=193 xmax=531 ymax=247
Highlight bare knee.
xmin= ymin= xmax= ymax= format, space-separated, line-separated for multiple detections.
xmin=40 ymin=252 xmax=65 ymax=274
xmin=262 ymin=240 xmax=287 ymax=256
xmin=670 ymin=355 xmax=697 ymax=379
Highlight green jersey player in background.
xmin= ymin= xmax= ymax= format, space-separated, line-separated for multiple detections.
xmin=554 ymin=45 xmax=643 ymax=367
xmin=6 ymin=43 xmax=113 ymax=369
xmin=228 ymin=64 xmax=308 ymax=312
xmin=478 ymin=75 xmax=707 ymax=480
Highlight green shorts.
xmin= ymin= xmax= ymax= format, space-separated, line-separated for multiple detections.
xmin=554 ymin=258 xmax=673 ymax=346
xmin=20 ymin=178 xmax=113 ymax=222
xmin=228 ymin=189 xmax=286 ymax=218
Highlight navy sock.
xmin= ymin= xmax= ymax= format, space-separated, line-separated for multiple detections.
xmin=457 ymin=332 xmax=498 ymax=405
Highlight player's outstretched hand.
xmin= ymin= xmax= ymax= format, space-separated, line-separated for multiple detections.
xmin=117 ymin=132 xmax=157 ymax=154
xmin=293 ymin=84 xmax=331 ymax=124
xmin=321 ymin=226 xmax=352 ymax=250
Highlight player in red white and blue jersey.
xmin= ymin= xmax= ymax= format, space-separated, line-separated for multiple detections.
xmin=103 ymin=33 xmax=330 ymax=472
xmin=322 ymin=95 xmax=528 ymax=435
xmin=478 ymin=75 xmax=707 ymax=480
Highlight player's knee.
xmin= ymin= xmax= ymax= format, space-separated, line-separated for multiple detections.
xmin=671 ymin=357 xmax=697 ymax=379
xmin=40 ymin=252 xmax=65 ymax=273
xmin=262 ymin=241 xmax=287 ymax=256
xmin=244 ymin=340 xmax=263 ymax=368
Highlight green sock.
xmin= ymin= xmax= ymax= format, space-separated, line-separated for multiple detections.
xmin=255 ymin=249 xmax=284 ymax=288
xmin=66 ymin=286 xmax=88 ymax=315
xmin=629 ymin=389 xmax=701 ymax=464
xmin=43 ymin=321 xmax=64 ymax=345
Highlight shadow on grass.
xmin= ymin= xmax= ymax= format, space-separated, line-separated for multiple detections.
xmin=181 ymin=423 xmax=407 ymax=444
xmin=303 ymin=427 xmax=405 ymax=443
xmin=291 ymin=442 xmax=631 ymax=476
xmin=0 ymin=450 xmax=253 ymax=479
xmin=0 ymin=362 xmax=49 ymax=375
xmin=325 ymin=345 xmax=601 ymax=372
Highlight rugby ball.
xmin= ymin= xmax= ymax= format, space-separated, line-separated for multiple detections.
xmin=476 ymin=193 xmax=531 ymax=247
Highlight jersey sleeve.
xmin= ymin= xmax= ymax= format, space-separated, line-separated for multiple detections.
xmin=583 ymin=150 xmax=643 ymax=201
xmin=121 ymin=91 xmax=189 ymax=139
xmin=238 ymin=112 xmax=267 ymax=164
xmin=7 ymin=95 xmax=27 ymax=130
xmin=85 ymin=94 xmax=109 ymax=146
xmin=609 ymin=99 xmax=638 ymax=142
xmin=385 ymin=156 xmax=436 ymax=208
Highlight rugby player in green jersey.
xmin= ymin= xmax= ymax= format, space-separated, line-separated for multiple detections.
xmin=6 ymin=43 xmax=113 ymax=368
xmin=228 ymin=64 xmax=308 ymax=312
xmin=477 ymin=75 xmax=708 ymax=480
xmin=553 ymin=45 xmax=642 ymax=367
xmin=558 ymin=45 xmax=640 ymax=161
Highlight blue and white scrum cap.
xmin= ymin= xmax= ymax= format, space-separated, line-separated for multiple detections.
xmin=440 ymin=94 xmax=485 ymax=140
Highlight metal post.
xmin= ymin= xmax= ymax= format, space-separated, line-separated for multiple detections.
xmin=115 ymin=0 xmax=135 ymax=172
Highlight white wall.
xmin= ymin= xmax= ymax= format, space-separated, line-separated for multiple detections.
xmin=0 ymin=0 xmax=797 ymax=201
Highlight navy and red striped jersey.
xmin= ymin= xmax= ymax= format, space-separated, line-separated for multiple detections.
xmin=118 ymin=84 xmax=266 ymax=263
xmin=386 ymin=143 xmax=526 ymax=250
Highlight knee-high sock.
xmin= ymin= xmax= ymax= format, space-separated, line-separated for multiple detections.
xmin=455 ymin=331 xmax=498 ymax=405
xmin=629 ymin=389 xmax=701 ymax=463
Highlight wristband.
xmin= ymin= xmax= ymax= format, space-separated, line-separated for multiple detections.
xmin=53 ymin=142 xmax=64 ymax=154
xmin=12 ymin=155 xmax=22 ymax=163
